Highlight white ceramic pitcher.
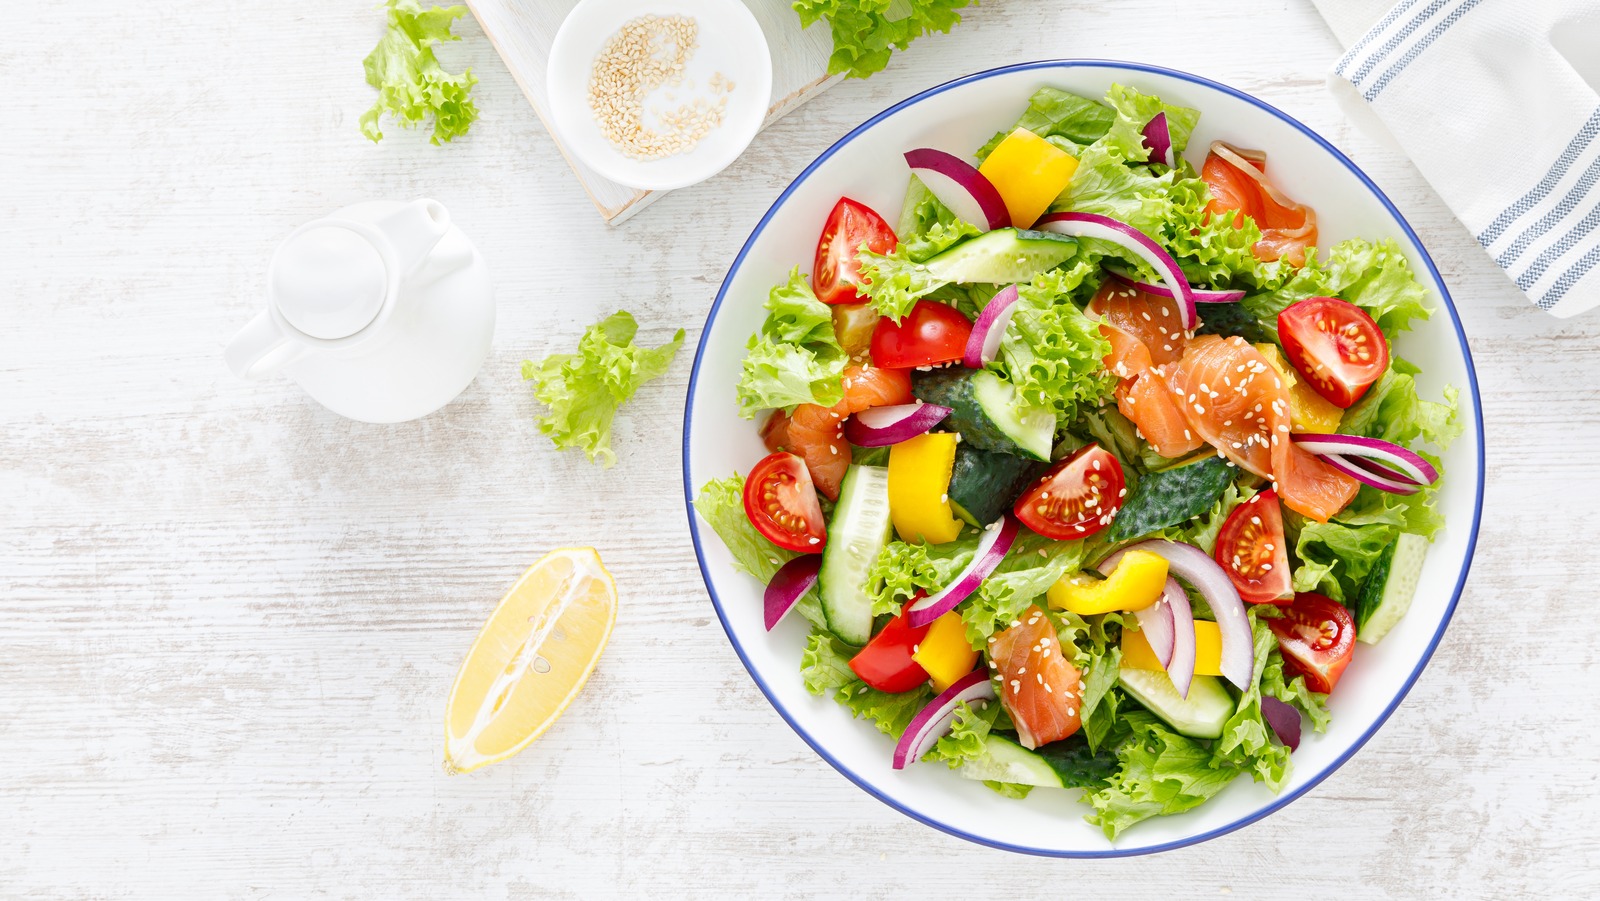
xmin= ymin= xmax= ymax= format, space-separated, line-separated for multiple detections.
xmin=225 ymin=199 xmax=495 ymax=423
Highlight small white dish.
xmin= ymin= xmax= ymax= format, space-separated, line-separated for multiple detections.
xmin=545 ymin=0 xmax=773 ymax=191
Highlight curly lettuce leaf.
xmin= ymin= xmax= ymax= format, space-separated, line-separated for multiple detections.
xmin=800 ymin=629 xmax=859 ymax=695
xmin=839 ymin=679 xmax=935 ymax=738
xmin=997 ymin=264 xmax=1117 ymax=422
xmin=1083 ymin=710 xmax=1240 ymax=840
xmin=695 ymin=476 xmax=827 ymax=628
xmin=522 ymin=311 xmax=683 ymax=466
xmin=736 ymin=268 xmax=847 ymax=417
xmin=977 ymin=87 xmax=1115 ymax=161
xmin=925 ymin=699 xmax=1000 ymax=768
xmin=896 ymin=176 xmax=984 ymax=263
xmin=360 ymin=0 xmax=479 ymax=144
xmin=1104 ymin=83 xmax=1201 ymax=164
xmin=1240 ymin=238 xmax=1434 ymax=339
xmin=1212 ymin=613 xmax=1293 ymax=791
xmin=1262 ymin=647 xmax=1331 ymax=733
xmin=792 ymin=0 xmax=972 ymax=80
xmin=867 ymin=535 xmax=975 ymax=617
xmin=855 ymin=245 xmax=948 ymax=322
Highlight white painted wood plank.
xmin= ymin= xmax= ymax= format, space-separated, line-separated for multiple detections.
xmin=1 ymin=0 xmax=1597 ymax=897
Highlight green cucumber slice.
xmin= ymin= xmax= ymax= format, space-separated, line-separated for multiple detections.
xmin=817 ymin=465 xmax=893 ymax=645
xmin=1355 ymin=532 xmax=1428 ymax=644
xmin=1117 ymin=667 xmax=1234 ymax=739
xmin=923 ymin=228 xmax=1078 ymax=284
xmin=1104 ymin=453 xmax=1237 ymax=543
xmin=956 ymin=733 xmax=1066 ymax=788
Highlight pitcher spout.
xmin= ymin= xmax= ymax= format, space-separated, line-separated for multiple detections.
xmin=375 ymin=198 xmax=451 ymax=277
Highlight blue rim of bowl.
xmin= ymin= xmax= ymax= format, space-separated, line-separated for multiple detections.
xmin=680 ymin=59 xmax=1485 ymax=858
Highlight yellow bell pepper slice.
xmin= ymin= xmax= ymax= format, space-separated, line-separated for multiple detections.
xmin=1047 ymin=549 xmax=1168 ymax=615
xmin=1256 ymin=343 xmax=1343 ymax=434
xmin=978 ymin=128 xmax=1080 ymax=229
xmin=912 ymin=611 xmax=978 ymax=692
xmin=887 ymin=432 xmax=964 ymax=544
xmin=1121 ymin=620 xmax=1225 ymax=677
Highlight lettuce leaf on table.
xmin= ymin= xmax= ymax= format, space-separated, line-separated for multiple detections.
xmin=361 ymin=0 xmax=479 ymax=145
xmin=792 ymin=0 xmax=973 ymax=80
xmin=522 ymin=311 xmax=683 ymax=467
xmin=736 ymin=268 xmax=847 ymax=418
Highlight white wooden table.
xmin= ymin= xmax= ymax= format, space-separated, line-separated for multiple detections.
xmin=4 ymin=1 xmax=1596 ymax=897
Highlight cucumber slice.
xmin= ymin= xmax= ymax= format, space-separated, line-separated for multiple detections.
xmin=818 ymin=465 xmax=893 ymax=645
xmin=947 ymin=445 xmax=1037 ymax=527
xmin=956 ymin=734 xmax=1066 ymax=788
xmin=924 ymin=228 xmax=1078 ymax=284
xmin=1104 ymin=453 xmax=1237 ymax=544
xmin=1117 ymin=667 xmax=1234 ymax=739
xmin=913 ymin=368 xmax=1055 ymax=461
xmin=1355 ymin=532 xmax=1428 ymax=644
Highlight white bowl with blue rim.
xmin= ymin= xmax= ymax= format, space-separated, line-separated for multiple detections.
xmin=682 ymin=60 xmax=1484 ymax=856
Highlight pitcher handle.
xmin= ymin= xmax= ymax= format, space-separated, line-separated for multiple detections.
xmin=225 ymin=310 xmax=306 ymax=380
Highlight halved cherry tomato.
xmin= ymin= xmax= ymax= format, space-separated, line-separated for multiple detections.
xmin=742 ymin=452 xmax=826 ymax=553
xmin=1214 ymin=488 xmax=1293 ymax=604
xmin=1268 ymin=592 xmax=1356 ymax=694
xmin=849 ymin=607 xmax=932 ymax=693
xmin=831 ymin=302 xmax=879 ymax=358
xmin=1013 ymin=444 xmax=1126 ymax=540
xmin=1278 ymin=297 xmax=1389 ymax=408
xmin=813 ymin=197 xmax=897 ymax=305
xmin=870 ymin=300 xmax=973 ymax=369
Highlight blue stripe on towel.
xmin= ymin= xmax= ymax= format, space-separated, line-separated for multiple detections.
xmin=1479 ymin=107 xmax=1600 ymax=247
xmin=1364 ymin=0 xmax=1487 ymax=101
xmin=1345 ymin=0 xmax=1452 ymax=88
xmin=1515 ymin=204 xmax=1600 ymax=290
xmin=1539 ymin=245 xmax=1600 ymax=310
xmin=1496 ymin=154 xmax=1600 ymax=267
xmin=1336 ymin=0 xmax=1422 ymax=80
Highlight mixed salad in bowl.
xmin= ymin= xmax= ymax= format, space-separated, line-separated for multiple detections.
xmin=693 ymin=82 xmax=1461 ymax=841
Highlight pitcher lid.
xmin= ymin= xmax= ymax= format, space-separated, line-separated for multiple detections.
xmin=271 ymin=224 xmax=388 ymax=340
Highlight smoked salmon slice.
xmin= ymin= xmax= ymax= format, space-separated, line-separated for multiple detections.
xmin=762 ymin=364 xmax=912 ymax=500
xmin=988 ymin=606 xmax=1083 ymax=749
xmin=1202 ymin=142 xmax=1318 ymax=268
xmin=1089 ymin=283 xmax=1202 ymax=459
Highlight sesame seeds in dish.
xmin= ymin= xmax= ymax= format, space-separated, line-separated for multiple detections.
xmin=587 ymin=15 xmax=733 ymax=161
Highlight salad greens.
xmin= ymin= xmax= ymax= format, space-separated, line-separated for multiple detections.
xmin=522 ymin=311 xmax=682 ymax=467
xmin=792 ymin=0 xmax=973 ymax=81
xmin=695 ymin=81 xmax=1462 ymax=842
xmin=361 ymin=0 xmax=479 ymax=145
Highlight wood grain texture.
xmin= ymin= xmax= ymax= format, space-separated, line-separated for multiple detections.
xmin=463 ymin=0 xmax=840 ymax=223
xmin=2 ymin=0 xmax=1597 ymax=898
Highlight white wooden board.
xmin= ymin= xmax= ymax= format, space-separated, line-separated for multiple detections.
xmin=465 ymin=0 xmax=842 ymax=224
xmin=3 ymin=0 xmax=1598 ymax=897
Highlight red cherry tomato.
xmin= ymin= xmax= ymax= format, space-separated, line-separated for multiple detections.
xmin=1268 ymin=592 xmax=1356 ymax=694
xmin=741 ymin=452 xmax=827 ymax=553
xmin=1278 ymin=296 xmax=1389 ymax=408
xmin=813 ymin=197 xmax=897 ymax=305
xmin=869 ymin=300 xmax=974 ymax=369
xmin=849 ymin=607 xmax=932 ymax=693
xmin=1214 ymin=488 xmax=1294 ymax=604
xmin=1012 ymin=444 xmax=1126 ymax=540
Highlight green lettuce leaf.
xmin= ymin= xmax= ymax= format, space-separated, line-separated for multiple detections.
xmin=522 ymin=311 xmax=683 ymax=466
xmin=736 ymin=268 xmax=847 ymax=417
xmin=997 ymin=264 xmax=1117 ymax=422
xmin=1240 ymin=238 xmax=1433 ymax=338
xmin=1262 ymin=647 xmax=1331 ymax=733
xmin=792 ymin=0 xmax=972 ymax=80
xmin=1104 ymin=84 xmax=1201 ymax=163
xmin=896 ymin=176 xmax=984 ymax=263
xmin=977 ymin=87 xmax=1115 ymax=160
xmin=925 ymin=700 xmax=1000 ymax=768
xmin=360 ymin=0 xmax=479 ymax=144
xmin=1211 ymin=613 xmax=1293 ymax=791
xmin=867 ymin=535 xmax=975 ymax=618
xmin=1083 ymin=710 xmax=1240 ymax=840
xmin=838 ymin=679 xmax=935 ymax=738
xmin=800 ymin=629 xmax=859 ymax=695
xmin=854 ymin=245 xmax=949 ymax=322
xmin=960 ymin=532 xmax=1089 ymax=647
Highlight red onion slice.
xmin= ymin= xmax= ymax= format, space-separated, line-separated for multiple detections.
xmin=1109 ymin=270 xmax=1244 ymax=304
xmin=1320 ymin=452 xmax=1421 ymax=495
xmin=892 ymin=669 xmax=997 ymax=769
xmin=1099 ymin=540 xmax=1252 ymax=690
xmin=904 ymin=148 xmax=1010 ymax=232
xmin=764 ymin=554 xmax=821 ymax=631
xmin=842 ymin=402 xmax=952 ymax=448
xmin=1132 ymin=581 xmax=1175 ymax=669
xmin=1291 ymin=433 xmax=1439 ymax=484
xmin=1346 ymin=454 xmax=1423 ymax=486
xmin=1142 ymin=112 xmax=1175 ymax=168
xmin=962 ymin=285 xmax=1021 ymax=368
xmin=905 ymin=516 xmax=1020 ymax=628
xmin=1097 ymin=565 xmax=1195 ymax=696
xmin=1034 ymin=212 xmax=1198 ymax=330
xmin=1260 ymin=695 xmax=1303 ymax=751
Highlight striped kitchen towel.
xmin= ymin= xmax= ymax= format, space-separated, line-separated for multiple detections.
xmin=1311 ymin=0 xmax=1600 ymax=317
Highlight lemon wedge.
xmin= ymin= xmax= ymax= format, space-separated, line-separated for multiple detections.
xmin=444 ymin=547 xmax=617 ymax=774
